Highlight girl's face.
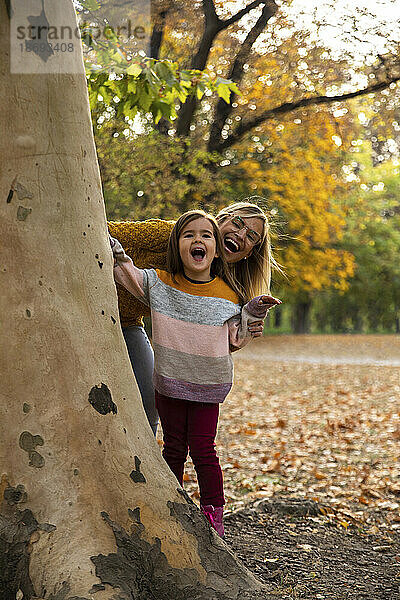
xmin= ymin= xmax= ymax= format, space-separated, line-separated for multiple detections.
xmin=178 ymin=217 xmax=218 ymax=281
xmin=218 ymin=214 xmax=264 ymax=264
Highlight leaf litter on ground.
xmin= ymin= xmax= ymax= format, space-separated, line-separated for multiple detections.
xmin=157 ymin=335 xmax=400 ymax=598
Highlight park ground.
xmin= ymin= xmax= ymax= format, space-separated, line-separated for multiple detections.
xmin=162 ymin=335 xmax=400 ymax=599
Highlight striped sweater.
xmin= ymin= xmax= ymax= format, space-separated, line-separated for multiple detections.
xmin=113 ymin=255 xmax=268 ymax=404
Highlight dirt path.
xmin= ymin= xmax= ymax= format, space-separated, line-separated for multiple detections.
xmin=173 ymin=335 xmax=400 ymax=599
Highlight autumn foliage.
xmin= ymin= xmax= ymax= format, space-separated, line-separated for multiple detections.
xmin=90 ymin=2 xmax=400 ymax=332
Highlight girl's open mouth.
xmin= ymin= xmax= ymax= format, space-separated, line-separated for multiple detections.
xmin=191 ymin=247 xmax=206 ymax=262
xmin=224 ymin=236 xmax=240 ymax=253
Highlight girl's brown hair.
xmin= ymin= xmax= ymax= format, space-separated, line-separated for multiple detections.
xmin=167 ymin=210 xmax=245 ymax=303
xmin=217 ymin=200 xmax=280 ymax=302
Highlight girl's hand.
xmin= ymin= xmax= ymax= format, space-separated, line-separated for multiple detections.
xmin=109 ymin=234 xmax=130 ymax=265
xmin=248 ymin=319 xmax=264 ymax=338
xmin=248 ymin=297 xmax=282 ymax=336
xmin=245 ymin=295 xmax=282 ymax=333
xmin=258 ymin=295 xmax=282 ymax=309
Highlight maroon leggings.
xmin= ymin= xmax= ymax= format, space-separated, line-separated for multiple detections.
xmin=155 ymin=390 xmax=225 ymax=507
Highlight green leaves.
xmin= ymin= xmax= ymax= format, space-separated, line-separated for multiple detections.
xmin=87 ymin=58 xmax=240 ymax=125
xmin=215 ymin=77 xmax=240 ymax=104
xmin=126 ymin=63 xmax=142 ymax=78
xmin=94 ymin=125 xmax=223 ymax=221
xmin=76 ymin=0 xmax=240 ymax=125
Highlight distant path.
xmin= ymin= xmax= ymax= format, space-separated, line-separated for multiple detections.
xmin=236 ymin=334 xmax=400 ymax=366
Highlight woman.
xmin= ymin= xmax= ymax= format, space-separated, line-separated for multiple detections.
xmin=108 ymin=200 xmax=278 ymax=434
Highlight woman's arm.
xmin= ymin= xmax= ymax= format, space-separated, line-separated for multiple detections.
xmin=107 ymin=220 xmax=175 ymax=328
xmin=108 ymin=219 xmax=175 ymax=256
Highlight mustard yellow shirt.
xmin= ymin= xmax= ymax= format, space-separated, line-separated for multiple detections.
xmin=107 ymin=219 xmax=175 ymax=327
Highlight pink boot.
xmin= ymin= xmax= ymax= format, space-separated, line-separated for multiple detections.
xmin=201 ymin=505 xmax=224 ymax=538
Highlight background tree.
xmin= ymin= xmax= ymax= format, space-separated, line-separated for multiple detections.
xmin=222 ymin=104 xmax=356 ymax=332
xmin=89 ymin=0 xmax=400 ymax=333
xmin=313 ymin=145 xmax=400 ymax=333
xmin=144 ymin=1 xmax=400 ymax=151
xmin=91 ymin=2 xmax=400 ymax=159
xmin=95 ymin=122 xmax=225 ymax=220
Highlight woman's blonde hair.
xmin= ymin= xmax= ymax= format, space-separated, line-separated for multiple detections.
xmin=167 ymin=210 xmax=246 ymax=302
xmin=217 ymin=200 xmax=278 ymax=302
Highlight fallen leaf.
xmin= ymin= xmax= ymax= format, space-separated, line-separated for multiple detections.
xmin=297 ymin=543 xmax=312 ymax=551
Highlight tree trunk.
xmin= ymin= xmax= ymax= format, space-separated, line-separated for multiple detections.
xmin=150 ymin=7 xmax=169 ymax=59
xmin=394 ymin=301 xmax=400 ymax=334
xmin=175 ymin=17 xmax=221 ymax=137
xmin=0 ymin=3 xmax=268 ymax=599
xmin=208 ymin=2 xmax=277 ymax=153
xmin=351 ymin=310 xmax=363 ymax=334
xmin=273 ymin=308 xmax=282 ymax=329
xmin=292 ymin=300 xmax=311 ymax=334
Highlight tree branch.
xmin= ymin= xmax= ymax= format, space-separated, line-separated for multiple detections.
xmin=150 ymin=9 xmax=169 ymax=58
xmin=202 ymin=0 xmax=221 ymax=27
xmin=176 ymin=1 xmax=275 ymax=137
xmin=176 ymin=2 xmax=220 ymax=136
xmin=208 ymin=1 xmax=278 ymax=151
xmin=214 ymin=76 xmax=400 ymax=152
xmin=221 ymin=0 xmax=269 ymax=28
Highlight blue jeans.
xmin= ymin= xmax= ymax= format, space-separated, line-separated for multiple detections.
xmin=122 ymin=325 xmax=158 ymax=435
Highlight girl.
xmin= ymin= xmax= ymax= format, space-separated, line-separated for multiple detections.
xmin=110 ymin=210 xmax=281 ymax=536
xmin=108 ymin=200 xmax=279 ymax=435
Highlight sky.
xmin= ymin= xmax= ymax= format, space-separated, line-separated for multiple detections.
xmin=221 ymin=0 xmax=400 ymax=61
xmin=289 ymin=0 xmax=400 ymax=60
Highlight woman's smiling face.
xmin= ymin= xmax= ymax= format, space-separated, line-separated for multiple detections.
xmin=218 ymin=215 xmax=264 ymax=263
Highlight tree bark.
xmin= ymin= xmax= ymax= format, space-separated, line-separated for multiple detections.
xmin=0 ymin=3 xmax=268 ymax=599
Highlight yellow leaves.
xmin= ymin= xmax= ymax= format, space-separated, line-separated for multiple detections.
xmin=229 ymin=422 xmax=258 ymax=436
xmin=280 ymin=245 xmax=355 ymax=294
xmin=358 ymin=496 xmax=370 ymax=506
xmin=238 ymin=159 xmax=264 ymax=179
xmin=263 ymin=557 xmax=279 ymax=563
xmin=264 ymin=459 xmax=281 ymax=473
xmin=313 ymin=469 xmax=327 ymax=481
xmin=126 ymin=63 xmax=142 ymax=77
xmin=227 ymin=109 xmax=356 ymax=295
xmin=243 ymin=428 xmax=257 ymax=436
